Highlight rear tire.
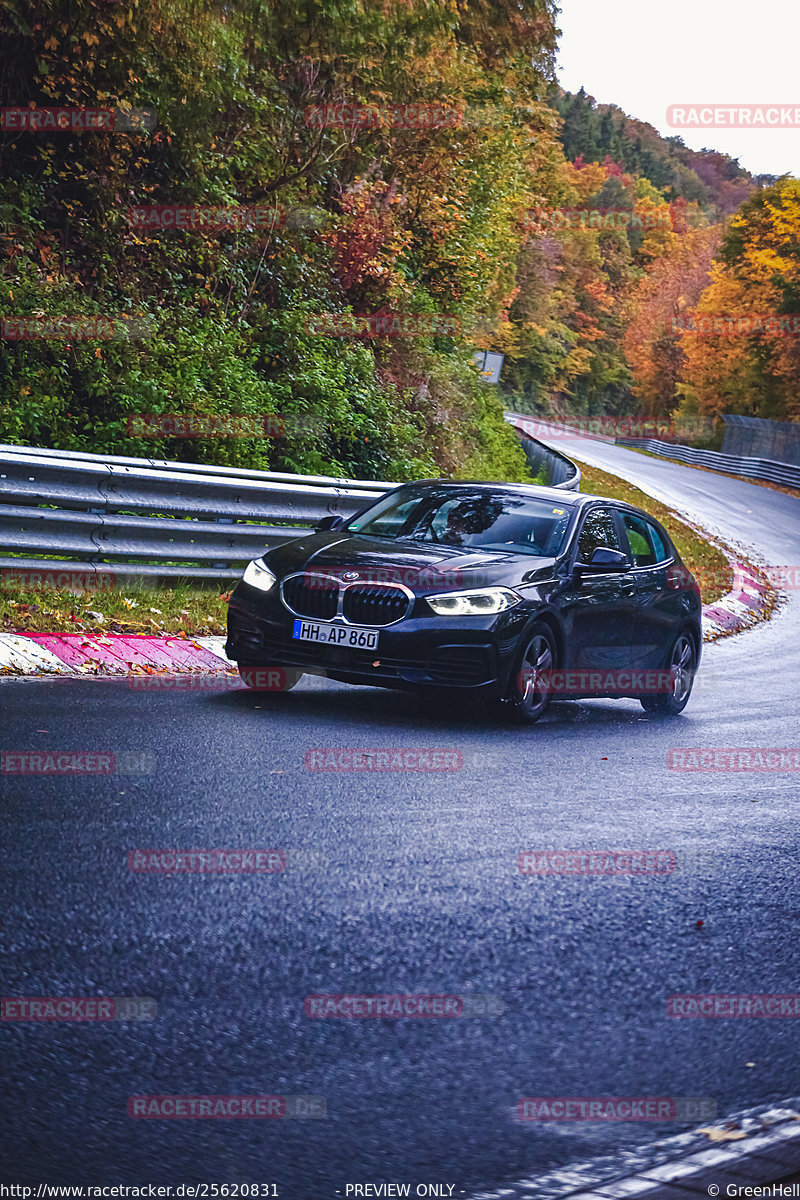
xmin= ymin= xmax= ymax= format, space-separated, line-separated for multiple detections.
xmin=500 ymin=623 xmax=557 ymax=725
xmin=238 ymin=664 xmax=303 ymax=692
xmin=640 ymin=632 xmax=696 ymax=716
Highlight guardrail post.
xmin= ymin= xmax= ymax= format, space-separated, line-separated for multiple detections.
xmin=214 ymin=516 xmax=234 ymax=570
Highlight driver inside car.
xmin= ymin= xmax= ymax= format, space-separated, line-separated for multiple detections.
xmin=441 ymin=506 xmax=474 ymax=544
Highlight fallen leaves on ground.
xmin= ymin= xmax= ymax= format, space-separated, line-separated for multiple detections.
xmin=697 ymin=1125 xmax=748 ymax=1142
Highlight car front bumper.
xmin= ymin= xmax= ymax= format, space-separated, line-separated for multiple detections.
xmin=226 ymin=588 xmax=525 ymax=694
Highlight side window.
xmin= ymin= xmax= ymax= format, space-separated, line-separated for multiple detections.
xmin=646 ymin=521 xmax=670 ymax=563
xmin=577 ymin=508 xmax=622 ymax=564
xmin=621 ymin=512 xmax=661 ymax=568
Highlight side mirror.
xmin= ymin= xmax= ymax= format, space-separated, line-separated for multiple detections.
xmin=575 ymin=547 xmax=631 ymax=575
xmin=314 ymin=514 xmax=345 ymax=533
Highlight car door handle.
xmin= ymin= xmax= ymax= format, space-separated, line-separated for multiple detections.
xmin=621 ymin=581 xmax=636 ymax=595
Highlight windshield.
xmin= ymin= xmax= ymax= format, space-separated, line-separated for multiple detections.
xmin=346 ymin=485 xmax=572 ymax=557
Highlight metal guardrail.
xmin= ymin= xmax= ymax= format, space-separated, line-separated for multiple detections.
xmin=0 ymin=443 xmax=395 ymax=491
xmin=0 ymin=445 xmax=388 ymax=585
xmin=615 ymin=438 xmax=800 ymax=489
xmin=0 ymin=433 xmax=581 ymax=586
xmin=504 ymin=415 xmax=581 ymax=490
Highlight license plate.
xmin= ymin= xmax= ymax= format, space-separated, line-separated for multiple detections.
xmin=292 ymin=619 xmax=379 ymax=650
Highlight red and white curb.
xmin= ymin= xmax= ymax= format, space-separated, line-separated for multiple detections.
xmin=0 ymin=633 xmax=234 ymax=676
xmin=701 ymin=560 xmax=774 ymax=641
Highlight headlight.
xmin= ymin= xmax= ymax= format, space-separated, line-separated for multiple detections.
xmin=242 ymin=558 xmax=276 ymax=592
xmin=426 ymin=587 xmax=521 ymax=616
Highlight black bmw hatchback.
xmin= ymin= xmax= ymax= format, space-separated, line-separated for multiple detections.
xmin=226 ymin=480 xmax=702 ymax=722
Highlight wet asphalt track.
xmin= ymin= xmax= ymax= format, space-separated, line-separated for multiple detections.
xmin=1 ymin=438 xmax=799 ymax=1192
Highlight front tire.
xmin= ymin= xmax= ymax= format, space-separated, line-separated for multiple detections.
xmin=502 ymin=624 xmax=557 ymax=725
xmin=238 ymin=664 xmax=303 ymax=692
xmin=640 ymin=631 xmax=696 ymax=716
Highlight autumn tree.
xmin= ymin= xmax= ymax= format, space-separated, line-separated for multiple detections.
xmin=675 ymin=178 xmax=800 ymax=426
xmin=623 ymin=226 xmax=721 ymax=424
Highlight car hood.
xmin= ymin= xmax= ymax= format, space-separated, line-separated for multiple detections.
xmin=264 ymin=532 xmax=558 ymax=591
